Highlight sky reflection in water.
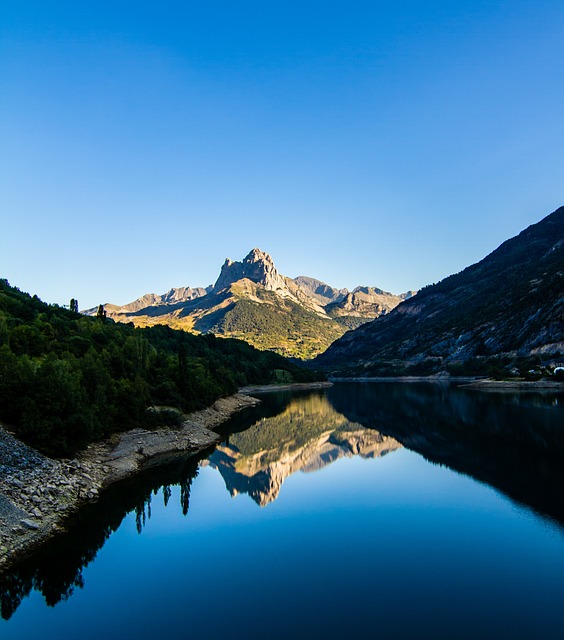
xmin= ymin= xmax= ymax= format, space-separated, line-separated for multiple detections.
xmin=2 ymin=383 xmax=564 ymax=640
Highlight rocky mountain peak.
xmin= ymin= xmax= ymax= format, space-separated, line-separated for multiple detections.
xmin=245 ymin=247 xmax=272 ymax=264
xmin=213 ymin=248 xmax=287 ymax=293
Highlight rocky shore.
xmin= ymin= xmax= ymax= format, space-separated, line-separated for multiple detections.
xmin=329 ymin=376 xmax=564 ymax=390
xmin=0 ymin=394 xmax=259 ymax=572
xmin=459 ymin=379 xmax=564 ymax=391
xmin=328 ymin=376 xmax=482 ymax=384
xmin=239 ymin=381 xmax=333 ymax=394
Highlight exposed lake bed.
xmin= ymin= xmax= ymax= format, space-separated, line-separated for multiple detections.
xmin=2 ymin=382 xmax=564 ymax=639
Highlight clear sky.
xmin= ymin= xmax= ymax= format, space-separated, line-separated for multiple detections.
xmin=1 ymin=1 xmax=563 ymax=309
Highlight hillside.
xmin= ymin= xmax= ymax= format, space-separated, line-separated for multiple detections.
xmin=85 ymin=248 xmax=411 ymax=359
xmin=315 ymin=206 xmax=564 ymax=376
xmin=0 ymin=279 xmax=321 ymax=456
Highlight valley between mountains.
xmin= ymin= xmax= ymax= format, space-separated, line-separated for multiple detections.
xmin=0 ymin=205 xmax=562 ymax=583
xmin=88 ymin=206 xmax=563 ymax=376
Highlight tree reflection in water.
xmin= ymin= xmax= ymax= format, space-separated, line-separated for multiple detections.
xmin=0 ymin=394 xmax=296 ymax=621
xmin=0 ymin=453 xmax=203 ymax=620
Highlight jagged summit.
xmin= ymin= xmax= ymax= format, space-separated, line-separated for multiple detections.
xmin=213 ymin=248 xmax=287 ymax=293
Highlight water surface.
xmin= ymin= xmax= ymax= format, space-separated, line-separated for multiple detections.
xmin=1 ymin=383 xmax=564 ymax=639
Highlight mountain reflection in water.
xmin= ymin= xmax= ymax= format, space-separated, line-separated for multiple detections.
xmin=1 ymin=382 xmax=563 ymax=625
xmin=207 ymin=392 xmax=401 ymax=506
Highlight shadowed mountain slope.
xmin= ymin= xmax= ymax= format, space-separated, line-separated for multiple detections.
xmin=315 ymin=207 xmax=564 ymax=376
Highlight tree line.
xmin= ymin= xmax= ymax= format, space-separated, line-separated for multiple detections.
xmin=0 ymin=279 xmax=322 ymax=457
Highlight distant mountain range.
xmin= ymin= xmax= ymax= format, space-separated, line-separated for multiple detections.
xmin=315 ymin=206 xmax=564 ymax=376
xmin=85 ymin=248 xmax=413 ymax=359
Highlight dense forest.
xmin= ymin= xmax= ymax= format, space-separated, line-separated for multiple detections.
xmin=0 ymin=279 xmax=322 ymax=457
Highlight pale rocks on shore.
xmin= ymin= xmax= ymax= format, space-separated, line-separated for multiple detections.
xmin=0 ymin=393 xmax=259 ymax=571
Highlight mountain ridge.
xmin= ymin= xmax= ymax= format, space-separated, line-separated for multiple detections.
xmin=85 ymin=248 xmax=412 ymax=359
xmin=315 ymin=206 xmax=564 ymax=376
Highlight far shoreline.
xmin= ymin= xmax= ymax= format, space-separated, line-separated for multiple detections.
xmin=238 ymin=381 xmax=333 ymax=394
xmin=458 ymin=379 xmax=564 ymax=391
xmin=328 ymin=376 xmax=564 ymax=390
xmin=328 ymin=375 xmax=481 ymax=384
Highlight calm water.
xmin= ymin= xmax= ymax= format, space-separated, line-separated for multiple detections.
xmin=2 ymin=382 xmax=564 ymax=639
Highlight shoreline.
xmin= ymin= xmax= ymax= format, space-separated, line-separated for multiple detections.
xmin=238 ymin=381 xmax=333 ymax=394
xmin=0 ymin=393 xmax=259 ymax=572
xmin=330 ymin=376 xmax=564 ymax=390
xmin=458 ymin=379 xmax=564 ymax=391
xmin=329 ymin=375 xmax=482 ymax=384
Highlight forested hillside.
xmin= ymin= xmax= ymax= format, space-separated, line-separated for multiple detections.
xmin=0 ymin=280 xmax=321 ymax=457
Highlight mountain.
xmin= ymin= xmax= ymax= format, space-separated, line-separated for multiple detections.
xmin=104 ymin=286 xmax=210 ymax=315
xmin=315 ymin=206 xmax=564 ymax=376
xmin=326 ymin=286 xmax=416 ymax=329
xmin=293 ymin=276 xmax=349 ymax=305
xmin=207 ymin=392 xmax=401 ymax=506
xmin=85 ymin=248 xmax=410 ymax=359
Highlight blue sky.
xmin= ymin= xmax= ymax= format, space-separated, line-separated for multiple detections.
xmin=1 ymin=1 xmax=563 ymax=309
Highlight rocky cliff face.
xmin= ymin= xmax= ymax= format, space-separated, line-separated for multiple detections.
xmin=327 ymin=286 xmax=406 ymax=319
xmin=213 ymin=249 xmax=329 ymax=315
xmin=316 ymin=206 xmax=564 ymax=375
xmin=213 ymin=248 xmax=289 ymax=294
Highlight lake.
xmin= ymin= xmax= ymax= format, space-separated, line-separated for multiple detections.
xmin=1 ymin=382 xmax=564 ymax=639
